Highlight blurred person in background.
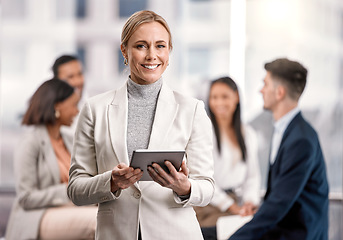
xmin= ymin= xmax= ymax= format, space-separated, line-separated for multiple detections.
xmin=229 ymin=58 xmax=329 ymax=240
xmin=195 ymin=76 xmax=261 ymax=240
xmin=52 ymin=54 xmax=86 ymax=136
xmin=5 ymin=79 xmax=97 ymax=240
xmin=52 ymin=55 xmax=85 ymax=97
xmin=67 ymin=10 xmax=214 ymax=240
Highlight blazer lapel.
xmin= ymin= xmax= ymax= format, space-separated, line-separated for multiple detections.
xmin=138 ymin=83 xmax=179 ymax=190
xmin=108 ymin=84 xmax=130 ymax=166
xmin=273 ymin=112 xmax=302 ymax=164
xmin=39 ymin=126 xmax=60 ymax=184
xmin=148 ymin=83 xmax=179 ymax=149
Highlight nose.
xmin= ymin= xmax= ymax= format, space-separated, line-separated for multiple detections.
xmin=146 ymin=47 xmax=157 ymax=60
xmin=212 ymin=98 xmax=223 ymax=107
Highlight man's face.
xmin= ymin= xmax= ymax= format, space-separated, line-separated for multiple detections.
xmin=57 ymin=60 xmax=84 ymax=95
xmin=260 ymin=71 xmax=278 ymax=112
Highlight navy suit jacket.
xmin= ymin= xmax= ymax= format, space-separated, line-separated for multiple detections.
xmin=229 ymin=112 xmax=329 ymax=240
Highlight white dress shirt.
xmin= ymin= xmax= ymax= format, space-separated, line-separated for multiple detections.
xmin=270 ymin=107 xmax=300 ymax=164
xmin=211 ymin=125 xmax=261 ymax=212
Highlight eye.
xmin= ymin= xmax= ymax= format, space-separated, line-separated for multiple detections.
xmin=157 ymin=44 xmax=166 ymax=48
xmin=136 ymin=44 xmax=146 ymax=49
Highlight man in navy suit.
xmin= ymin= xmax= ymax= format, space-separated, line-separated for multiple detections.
xmin=229 ymin=58 xmax=329 ymax=240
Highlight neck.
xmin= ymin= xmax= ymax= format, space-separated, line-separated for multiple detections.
xmin=46 ymin=124 xmax=62 ymax=140
xmin=216 ymin=115 xmax=233 ymax=131
xmin=273 ymin=100 xmax=298 ymax=121
xmin=127 ymin=77 xmax=162 ymax=100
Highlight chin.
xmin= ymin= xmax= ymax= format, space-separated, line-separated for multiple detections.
xmin=263 ymin=106 xmax=271 ymax=111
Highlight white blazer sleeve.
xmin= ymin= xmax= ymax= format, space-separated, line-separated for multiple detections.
xmin=68 ymin=102 xmax=119 ymax=206
xmin=177 ymin=100 xmax=215 ymax=207
xmin=209 ymin=183 xmax=235 ymax=212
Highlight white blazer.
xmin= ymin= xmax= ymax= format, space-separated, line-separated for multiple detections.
xmin=68 ymin=81 xmax=214 ymax=240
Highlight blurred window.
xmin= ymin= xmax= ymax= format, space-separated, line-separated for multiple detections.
xmin=56 ymin=0 xmax=74 ymax=20
xmin=76 ymin=0 xmax=87 ymax=19
xmin=188 ymin=47 xmax=210 ymax=75
xmin=1 ymin=0 xmax=26 ymax=20
xmin=77 ymin=45 xmax=87 ymax=69
xmin=189 ymin=0 xmax=212 ymax=20
xmin=1 ymin=43 xmax=26 ymax=75
xmin=119 ymin=0 xmax=147 ymax=18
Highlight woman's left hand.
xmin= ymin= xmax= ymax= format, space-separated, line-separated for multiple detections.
xmin=148 ymin=160 xmax=191 ymax=196
xmin=239 ymin=202 xmax=258 ymax=216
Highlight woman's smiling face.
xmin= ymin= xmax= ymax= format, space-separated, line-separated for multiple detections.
xmin=121 ymin=21 xmax=170 ymax=85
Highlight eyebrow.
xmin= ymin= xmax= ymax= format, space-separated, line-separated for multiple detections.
xmin=134 ymin=40 xmax=167 ymax=44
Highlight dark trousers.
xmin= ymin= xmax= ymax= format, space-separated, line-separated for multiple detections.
xmin=201 ymin=226 xmax=217 ymax=240
xmin=138 ymin=224 xmax=142 ymax=240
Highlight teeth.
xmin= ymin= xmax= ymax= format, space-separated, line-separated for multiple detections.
xmin=143 ymin=65 xmax=158 ymax=69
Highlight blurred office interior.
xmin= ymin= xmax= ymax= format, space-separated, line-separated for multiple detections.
xmin=0 ymin=0 xmax=342 ymax=239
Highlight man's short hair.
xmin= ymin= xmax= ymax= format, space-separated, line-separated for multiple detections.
xmin=265 ymin=58 xmax=307 ymax=100
xmin=52 ymin=55 xmax=79 ymax=78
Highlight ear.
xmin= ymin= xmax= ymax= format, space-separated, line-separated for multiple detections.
xmin=276 ymin=85 xmax=286 ymax=101
xmin=54 ymin=102 xmax=62 ymax=111
xmin=120 ymin=44 xmax=127 ymax=59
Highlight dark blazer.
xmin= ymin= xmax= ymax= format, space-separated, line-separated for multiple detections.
xmin=229 ymin=112 xmax=329 ymax=240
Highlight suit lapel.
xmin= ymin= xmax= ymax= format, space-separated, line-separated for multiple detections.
xmin=39 ymin=126 xmax=60 ymax=184
xmin=108 ymin=84 xmax=130 ymax=166
xmin=271 ymin=113 xmax=302 ymax=165
xmin=266 ymin=112 xmax=303 ymax=196
xmin=148 ymin=83 xmax=178 ymax=149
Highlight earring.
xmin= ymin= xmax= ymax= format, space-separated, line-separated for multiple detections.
xmin=124 ymin=58 xmax=128 ymax=66
xmin=55 ymin=110 xmax=60 ymax=119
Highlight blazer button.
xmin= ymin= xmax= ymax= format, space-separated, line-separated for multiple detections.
xmin=133 ymin=192 xmax=141 ymax=199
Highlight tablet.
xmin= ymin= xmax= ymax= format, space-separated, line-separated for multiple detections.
xmin=130 ymin=149 xmax=186 ymax=181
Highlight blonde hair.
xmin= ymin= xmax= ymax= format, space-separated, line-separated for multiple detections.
xmin=121 ymin=10 xmax=173 ymax=50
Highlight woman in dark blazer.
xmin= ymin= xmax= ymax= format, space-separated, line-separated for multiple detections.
xmin=5 ymin=79 xmax=97 ymax=240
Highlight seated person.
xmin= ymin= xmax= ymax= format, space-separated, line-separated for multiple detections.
xmin=229 ymin=58 xmax=329 ymax=240
xmin=194 ymin=77 xmax=261 ymax=239
xmin=5 ymin=79 xmax=97 ymax=240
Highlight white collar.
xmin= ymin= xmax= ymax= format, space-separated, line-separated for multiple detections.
xmin=273 ymin=107 xmax=300 ymax=134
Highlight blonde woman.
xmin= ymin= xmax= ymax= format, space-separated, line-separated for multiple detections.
xmin=67 ymin=10 xmax=214 ymax=240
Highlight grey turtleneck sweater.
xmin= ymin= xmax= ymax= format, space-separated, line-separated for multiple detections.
xmin=127 ymin=78 xmax=163 ymax=161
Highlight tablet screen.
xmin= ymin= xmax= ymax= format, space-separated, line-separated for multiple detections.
xmin=130 ymin=149 xmax=185 ymax=181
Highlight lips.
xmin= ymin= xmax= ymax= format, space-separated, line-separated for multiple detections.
xmin=141 ymin=64 xmax=160 ymax=70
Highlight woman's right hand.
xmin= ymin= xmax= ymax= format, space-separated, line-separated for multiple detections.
xmin=227 ymin=203 xmax=242 ymax=215
xmin=111 ymin=163 xmax=143 ymax=193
